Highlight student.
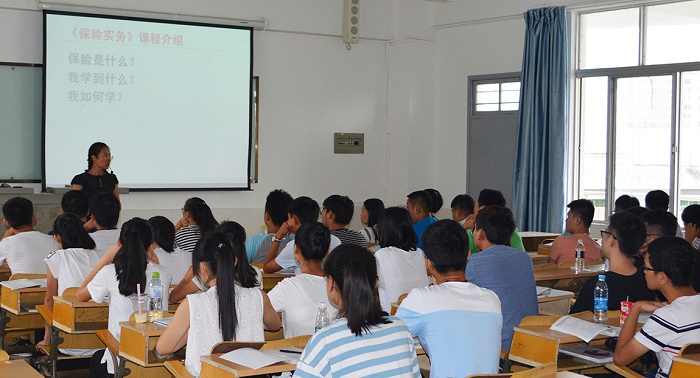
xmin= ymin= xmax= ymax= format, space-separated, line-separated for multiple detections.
xmin=406 ymin=190 xmax=437 ymax=249
xmin=71 ymin=142 xmax=120 ymax=201
xmin=263 ymin=197 xmax=340 ymax=275
xmin=149 ymin=216 xmax=191 ymax=283
xmin=295 ymin=244 xmax=420 ymax=377
xmin=549 ymin=199 xmax=602 ymax=263
xmin=424 ymin=188 xmax=443 ymax=215
xmin=87 ymin=192 xmax=122 ymax=253
xmin=645 ymin=190 xmax=670 ymax=211
xmin=156 ymin=232 xmax=280 ymax=377
xmin=38 ymin=213 xmax=101 ymax=350
xmin=614 ymin=194 xmax=640 ymax=213
xmin=638 ymin=209 xmax=678 ymax=261
xmin=0 ymin=196 xmax=59 ymax=274
xmin=174 ymin=197 xmax=218 ymax=253
xmin=321 ymin=194 xmax=366 ymax=246
xmin=613 ymin=237 xmax=700 ymax=378
xmin=77 ymin=218 xmax=172 ymax=377
xmin=467 ymin=189 xmax=525 ymax=254
xmin=358 ymin=198 xmax=384 ymax=244
xmin=60 ymin=190 xmax=90 ymax=223
xmin=268 ymin=222 xmax=338 ymax=338
xmin=450 ymin=194 xmax=475 ymax=228
xmin=375 ymin=207 xmax=429 ymax=312
xmin=681 ymin=204 xmax=700 ymax=250
xmin=396 ymin=220 xmax=502 ymax=377
xmin=250 ymin=189 xmax=294 ymax=263
xmin=466 ymin=205 xmax=538 ymax=351
xmin=570 ymin=212 xmax=656 ymax=314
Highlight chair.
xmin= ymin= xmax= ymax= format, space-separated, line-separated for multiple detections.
xmin=504 ymin=328 xmax=559 ymax=372
xmin=165 ymin=360 xmax=194 ymax=378
xmin=605 ymin=363 xmax=644 ymax=378
xmin=61 ymin=287 xmax=79 ymax=297
xmin=0 ymin=349 xmax=8 ymax=362
xmin=390 ymin=292 xmax=409 ymax=315
xmin=467 ymin=362 xmax=557 ymax=377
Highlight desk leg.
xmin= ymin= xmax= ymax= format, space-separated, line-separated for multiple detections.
xmin=0 ymin=308 xmax=8 ymax=349
xmin=47 ymin=326 xmax=64 ymax=378
xmin=116 ymin=356 xmax=131 ymax=378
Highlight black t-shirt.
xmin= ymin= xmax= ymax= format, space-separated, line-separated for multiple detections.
xmin=570 ymin=269 xmax=657 ymax=314
xmin=71 ymin=171 xmax=119 ymax=200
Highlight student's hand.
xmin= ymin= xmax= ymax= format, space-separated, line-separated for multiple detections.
xmin=36 ymin=337 xmax=51 ymax=350
xmin=462 ymin=214 xmax=476 ymax=230
xmin=175 ymin=217 xmax=189 ymax=230
xmin=82 ymin=218 xmax=97 ymax=231
xmin=276 ymin=222 xmax=290 ymax=239
xmin=632 ymin=300 xmax=666 ymax=313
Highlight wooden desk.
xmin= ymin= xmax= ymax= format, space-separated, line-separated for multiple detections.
xmin=534 ymin=267 xmax=599 ymax=287
xmin=520 ymin=232 xmax=561 ymax=252
xmin=537 ymin=287 xmax=574 ymax=316
xmin=119 ymin=319 xmax=182 ymax=377
xmin=53 ymin=295 xmax=109 ymax=333
xmin=515 ymin=314 xmax=638 ymax=346
xmin=0 ymin=358 xmax=44 ymax=377
xmin=200 ymin=353 xmax=297 ymax=377
xmin=0 ymin=285 xmax=46 ymax=349
xmin=262 ymin=272 xmax=293 ymax=292
xmin=529 ymin=252 xmax=549 ymax=265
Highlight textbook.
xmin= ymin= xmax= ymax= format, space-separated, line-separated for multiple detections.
xmin=560 ymin=344 xmax=614 ymax=363
xmin=550 ymin=315 xmax=620 ymax=343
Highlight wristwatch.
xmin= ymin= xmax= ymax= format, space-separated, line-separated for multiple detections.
xmin=272 ymin=235 xmax=283 ymax=243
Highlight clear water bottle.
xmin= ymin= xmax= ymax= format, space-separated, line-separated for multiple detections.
xmin=259 ymin=225 xmax=267 ymax=235
xmin=148 ymin=272 xmax=163 ymax=322
xmin=594 ymin=275 xmax=608 ymax=323
xmin=604 ymin=258 xmax=610 ymax=272
xmin=314 ymin=302 xmax=331 ymax=333
xmin=575 ymin=239 xmax=585 ymax=273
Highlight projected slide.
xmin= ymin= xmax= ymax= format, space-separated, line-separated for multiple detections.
xmin=44 ymin=11 xmax=252 ymax=190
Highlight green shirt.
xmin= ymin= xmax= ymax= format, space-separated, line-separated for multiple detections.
xmin=468 ymin=228 xmax=525 ymax=254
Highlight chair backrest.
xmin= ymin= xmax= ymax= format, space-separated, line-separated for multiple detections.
xmin=518 ymin=315 xmax=559 ymax=327
xmin=669 ymin=356 xmax=700 ymax=378
xmin=679 ymin=342 xmax=700 ymax=356
xmin=61 ymin=287 xmax=79 ymax=296
xmin=556 ymin=262 xmax=574 ymax=269
xmin=210 ymin=341 xmax=265 ymax=355
xmin=9 ymin=273 xmax=47 ymax=280
xmin=466 ymin=362 xmax=557 ymax=378
xmin=261 ymin=335 xmax=311 ymax=351
xmin=0 ymin=349 xmax=8 ymax=362
xmin=507 ymin=328 xmax=559 ymax=368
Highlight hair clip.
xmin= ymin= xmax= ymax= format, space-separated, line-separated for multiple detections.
xmin=218 ymin=243 xmax=224 ymax=248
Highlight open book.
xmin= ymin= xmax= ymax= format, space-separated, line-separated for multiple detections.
xmin=549 ymin=315 xmax=620 ymax=343
xmin=560 ymin=344 xmax=614 ymax=363
xmin=220 ymin=347 xmax=302 ymax=370
xmin=0 ymin=278 xmax=47 ymax=290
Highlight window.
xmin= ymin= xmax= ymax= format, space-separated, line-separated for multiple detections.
xmin=576 ymin=1 xmax=700 ymax=221
xmin=474 ymin=81 xmax=521 ymax=112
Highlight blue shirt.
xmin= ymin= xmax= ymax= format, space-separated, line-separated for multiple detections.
xmin=465 ymin=244 xmax=539 ymax=351
xmin=245 ymin=233 xmax=269 ymax=262
xmin=412 ymin=216 xmax=438 ymax=250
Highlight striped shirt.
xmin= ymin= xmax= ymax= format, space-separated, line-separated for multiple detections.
xmin=331 ymin=228 xmax=367 ymax=246
xmin=174 ymin=226 xmax=201 ymax=253
xmin=634 ymin=294 xmax=700 ymax=378
xmin=294 ymin=317 xmax=420 ymax=378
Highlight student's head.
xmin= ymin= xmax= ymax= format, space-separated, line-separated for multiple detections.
xmin=323 ymin=244 xmax=388 ymax=336
xmin=376 ymin=207 xmax=418 ymax=251
xmin=148 ymin=216 xmax=175 ymax=253
xmin=182 ymin=197 xmax=218 ymax=234
xmin=682 ymin=204 xmax=700 ymax=242
xmin=287 ymin=196 xmax=320 ymax=232
xmin=322 ymin=195 xmax=354 ymax=227
xmin=565 ymin=199 xmax=595 ymax=233
xmin=294 ymin=222 xmax=330 ymax=263
xmin=642 ymin=210 xmax=678 ymax=238
xmin=646 ymin=237 xmax=696 ymax=289
xmin=114 ymin=218 xmax=153 ymax=297
xmin=192 ymin=232 xmax=240 ymax=341
xmin=604 ymin=212 xmax=646 ymax=259
xmin=264 ymin=189 xmax=293 ymax=228
xmin=61 ymin=190 xmax=89 ymax=221
xmin=216 ymin=221 xmax=258 ymax=288
xmin=52 ymin=213 xmax=96 ymax=250
xmin=423 ymin=220 xmax=469 ymax=274
xmin=86 ymin=142 xmax=111 ymax=171
xmin=474 ymin=205 xmax=515 ymax=246
xmin=475 ymin=189 xmax=506 ymax=215
xmin=89 ymin=192 xmax=121 ymax=229
xmin=2 ymin=197 xmax=34 ymax=229
xmin=614 ymin=194 xmax=640 ymax=213
xmin=360 ymin=198 xmax=384 ymax=228
xmin=424 ymin=189 xmax=443 ymax=214
xmin=406 ymin=191 xmax=432 ymax=223
xmin=450 ymin=194 xmax=475 ymax=223
xmin=645 ymin=190 xmax=670 ymax=211
xmin=626 ymin=206 xmax=649 ymax=218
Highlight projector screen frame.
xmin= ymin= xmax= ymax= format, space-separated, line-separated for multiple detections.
xmin=41 ymin=9 xmax=255 ymax=193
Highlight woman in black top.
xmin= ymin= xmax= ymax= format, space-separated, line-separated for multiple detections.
xmin=71 ymin=142 xmax=119 ymax=200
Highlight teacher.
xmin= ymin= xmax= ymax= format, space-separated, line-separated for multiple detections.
xmin=71 ymin=142 xmax=120 ymax=201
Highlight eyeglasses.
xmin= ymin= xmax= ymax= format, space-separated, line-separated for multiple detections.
xmin=641 ymin=266 xmax=661 ymax=272
xmin=646 ymin=233 xmax=663 ymax=238
xmin=101 ymin=154 xmax=113 ymax=160
xmin=600 ymin=230 xmax=617 ymax=239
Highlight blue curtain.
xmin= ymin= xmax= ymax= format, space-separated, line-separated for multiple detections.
xmin=513 ymin=6 xmax=569 ymax=233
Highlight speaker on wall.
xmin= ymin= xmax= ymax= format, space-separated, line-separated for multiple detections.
xmin=343 ymin=0 xmax=359 ymax=44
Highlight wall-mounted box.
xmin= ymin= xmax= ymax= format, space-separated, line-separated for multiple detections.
xmin=334 ymin=133 xmax=364 ymax=154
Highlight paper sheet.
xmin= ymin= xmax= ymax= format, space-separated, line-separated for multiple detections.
xmin=0 ymin=278 xmax=47 ymax=290
xmin=220 ymin=348 xmax=286 ymax=370
xmin=550 ymin=315 xmax=620 ymax=343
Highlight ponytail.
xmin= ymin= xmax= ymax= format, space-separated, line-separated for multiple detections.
xmin=324 ymin=244 xmax=388 ymax=336
xmin=215 ymin=221 xmax=259 ymax=288
xmin=114 ymin=218 xmax=151 ymax=297
xmin=53 ymin=213 xmax=96 ymax=250
xmin=184 ymin=197 xmax=218 ymax=235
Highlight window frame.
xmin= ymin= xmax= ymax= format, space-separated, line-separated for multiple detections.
xmin=469 ymin=73 xmax=522 ymax=119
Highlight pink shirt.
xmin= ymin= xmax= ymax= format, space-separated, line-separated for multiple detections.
xmin=549 ymin=234 xmax=601 ymax=263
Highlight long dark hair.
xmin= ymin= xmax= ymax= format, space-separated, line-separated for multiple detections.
xmin=148 ymin=216 xmax=175 ymax=253
xmin=114 ymin=218 xmax=151 ymax=297
xmin=192 ymin=232 xmax=238 ymax=341
xmin=183 ymin=197 xmax=218 ymax=234
xmin=87 ymin=142 xmax=108 ymax=170
xmin=216 ymin=221 xmax=259 ymax=288
xmin=53 ymin=213 xmax=96 ymax=250
xmin=376 ymin=207 xmax=418 ymax=251
xmin=363 ymin=198 xmax=385 ymax=228
xmin=324 ymin=244 xmax=389 ymax=336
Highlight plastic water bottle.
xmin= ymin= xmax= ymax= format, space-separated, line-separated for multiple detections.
xmin=259 ymin=225 xmax=267 ymax=235
xmin=314 ymin=302 xmax=331 ymax=333
xmin=594 ymin=275 xmax=608 ymax=323
xmin=604 ymin=258 xmax=610 ymax=272
xmin=148 ymin=272 xmax=163 ymax=322
xmin=575 ymin=239 xmax=585 ymax=273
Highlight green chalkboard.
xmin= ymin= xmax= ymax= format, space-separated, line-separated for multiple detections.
xmin=0 ymin=63 xmax=42 ymax=182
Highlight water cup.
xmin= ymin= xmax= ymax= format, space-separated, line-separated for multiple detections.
xmin=620 ymin=300 xmax=633 ymax=326
xmin=130 ymin=293 xmax=149 ymax=323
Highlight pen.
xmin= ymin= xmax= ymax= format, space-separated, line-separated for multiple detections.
xmin=280 ymin=349 xmax=302 ymax=354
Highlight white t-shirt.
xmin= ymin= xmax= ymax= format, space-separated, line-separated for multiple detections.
xmin=89 ymin=229 xmax=121 ymax=254
xmin=275 ymin=235 xmax=341 ymax=275
xmin=185 ymin=285 xmax=265 ymax=377
xmin=44 ymin=248 xmax=103 ymax=295
xmin=88 ymin=262 xmax=172 ymax=374
xmin=0 ymin=231 xmax=59 ymax=274
xmin=154 ymin=247 xmax=191 ymax=284
xmin=268 ymin=274 xmax=338 ymax=338
xmin=375 ymin=246 xmax=430 ymax=313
